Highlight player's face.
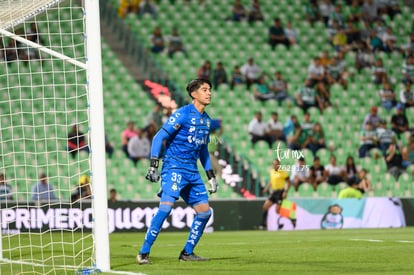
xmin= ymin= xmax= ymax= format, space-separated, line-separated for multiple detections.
xmin=192 ymin=83 xmax=212 ymax=106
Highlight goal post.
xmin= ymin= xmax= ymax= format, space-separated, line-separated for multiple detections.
xmin=0 ymin=0 xmax=109 ymax=273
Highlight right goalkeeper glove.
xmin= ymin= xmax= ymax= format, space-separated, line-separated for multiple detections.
xmin=145 ymin=158 xmax=160 ymax=182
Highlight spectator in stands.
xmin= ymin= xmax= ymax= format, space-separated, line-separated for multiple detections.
xmin=373 ymin=18 xmax=386 ymax=39
xmin=362 ymin=0 xmax=379 ymax=23
xmin=332 ymin=28 xmax=348 ymax=52
xmin=109 ymin=188 xmax=117 ymax=203
xmin=268 ymin=18 xmax=290 ymax=50
xmin=247 ymin=0 xmax=264 ymax=24
xmin=402 ymin=54 xmax=414 ymax=84
xmin=121 ymin=121 xmax=138 ymax=158
xmin=344 ymin=20 xmax=360 ymax=47
xmin=399 ymin=81 xmax=414 ymax=108
xmin=295 ymin=78 xmax=323 ymax=114
xmin=381 ymin=27 xmax=397 ymax=53
xmin=117 ymin=0 xmax=139 ymax=19
xmin=105 ymin=134 xmax=114 ymax=159
xmin=0 ymin=173 xmax=13 ymax=201
xmin=290 ymin=157 xmax=310 ymax=192
xmin=260 ymin=158 xmax=290 ymax=230
xmin=391 ymin=103 xmax=409 ymax=139
xmin=285 ymin=21 xmax=298 ymax=46
xmin=338 ymin=176 xmax=363 ymax=199
xmin=318 ymin=0 xmax=335 ymax=26
xmin=328 ymin=4 xmax=345 ymax=29
xmin=344 ymin=155 xmax=358 ymax=182
xmin=309 ymin=156 xmax=326 ymax=191
xmin=305 ymin=0 xmax=320 ymax=26
xmin=362 ymin=106 xmax=382 ymax=130
xmin=67 ymin=124 xmax=89 ymax=159
xmin=71 ymin=174 xmax=91 ymax=202
xmin=4 ymin=39 xmax=19 ymax=65
xmin=240 ymin=57 xmax=262 ymax=90
xmin=376 ymin=119 xmax=396 ymax=156
xmin=167 ymin=27 xmax=186 ymax=58
xmin=283 ymin=114 xmax=299 ymax=142
xmin=230 ymin=0 xmax=246 ymax=22
xmin=307 ymin=122 xmax=326 ymax=156
xmin=139 ymin=0 xmax=157 ymax=19
xmin=197 ymin=60 xmax=212 ymax=81
xmin=212 ymin=61 xmax=228 ymax=89
xmin=326 ymin=20 xmax=340 ymax=46
xmin=144 ymin=103 xmax=164 ymax=142
xmin=358 ymin=121 xmax=377 ymax=158
xmin=357 ymin=168 xmax=372 ymax=194
xmin=326 ymin=54 xmax=348 ymax=90
xmin=267 ymin=112 xmax=285 ymax=144
xmin=21 ymin=23 xmax=42 ymax=64
xmin=378 ymin=0 xmax=401 ymax=20
xmin=230 ymin=65 xmax=244 ymax=90
xmin=402 ymin=33 xmax=414 ymax=57
xmin=366 ymin=30 xmax=383 ymax=53
xmin=248 ymin=111 xmax=272 ymax=148
xmin=127 ymin=128 xmax=151 ymax=167
xmin=385 ymin=143 xmax=405 ymax=181
xmin=359 ymin=20 xmax=373 ymax=43
xmin=307 ymin=57 xmax=330 ymax=105
xmin=31 ymin=173 xmax=57 ymax=202
xmin=269 ymin=71 xmax=289 ymax=106
xmin=150 ymin=26 xmax=165 ymax=54
xmin=289 ymin=122 xmax=310 ymax=151
xmin=402 ymin=138 xmax=414 ymax=169
xmin=301 ymin=111 xmax=314 ymax=134
xmin=347 ymin=0 xmax=363 ymax=23
xmin=320 ymin=50 xmax=333 ymax=69
xmin=371 ymin=58 xmax=388 ymax=85
xmin=355 ymin=41 xmax=375 ymax=73
xmin=324 ymin=155 xmax=345 ymax=186
xmin=253 ymin=74 xmax=274 ymax=102
xmin=377 ymin=81 xmax=396 ymax=113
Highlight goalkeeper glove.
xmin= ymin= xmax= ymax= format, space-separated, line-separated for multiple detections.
xmin=206 ymin=170 xmax=218 ymax=194
xmin=145 ymin=158 xmax=160 ymax=182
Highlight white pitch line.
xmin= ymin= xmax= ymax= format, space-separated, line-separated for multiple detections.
xmin=396 ymin=240 xmax=414 ymax=243
xmin=350 ymin=238 xmax=384 ymax=242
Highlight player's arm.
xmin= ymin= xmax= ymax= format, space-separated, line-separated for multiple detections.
xmin=145 ymin=128 xmax=170 ymax=182
xmin=200 ymin=144 xmax=218 ymax=194
xmin=146 ymin=111 xmax=184 ymax=182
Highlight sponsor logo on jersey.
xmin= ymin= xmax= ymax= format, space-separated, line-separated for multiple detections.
xmin=174 ymin=124 xmax=181 ymax=130
xmin=189 ymin=126 xmax=196 ymax=132
xmin=191 ymin=118 xmax=196 ymax=124
xmin=171 ymin=182 xmax=178 ymax=191
xmin=168 ymin=116 xmax=176 ymax=125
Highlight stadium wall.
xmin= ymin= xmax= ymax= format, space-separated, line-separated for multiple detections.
xmin=1 ymin=198 xmax=412 ymax=234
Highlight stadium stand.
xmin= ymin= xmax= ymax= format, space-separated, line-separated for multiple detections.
xmin=2 ymin=0 xmax=413 ymax=200
xmin=100 ymin=0 xmax=414 ymax=199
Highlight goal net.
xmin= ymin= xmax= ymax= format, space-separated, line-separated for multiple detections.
xmin=0 ymin=0 xmax=109 ymax=274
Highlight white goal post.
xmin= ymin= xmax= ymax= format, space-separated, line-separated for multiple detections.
xmin=0 ymin=0 xmax=109 ymax=273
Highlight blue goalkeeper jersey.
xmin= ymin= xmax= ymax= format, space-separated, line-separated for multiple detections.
xmin=159 ymin=103 xmax=212 ymax=172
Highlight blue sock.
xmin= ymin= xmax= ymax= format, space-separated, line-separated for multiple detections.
xmin=139 ymin=204 xmax=172 ymax=254
xmin=183 ymin=209 xmax=211 ymax=254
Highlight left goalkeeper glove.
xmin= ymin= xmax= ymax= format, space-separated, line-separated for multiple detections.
xmin=206 ymin=170 xmax=218 ymax=194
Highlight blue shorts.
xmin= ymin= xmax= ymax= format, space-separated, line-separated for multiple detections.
xmin=159 ymin=168 xmax=208 ymax=206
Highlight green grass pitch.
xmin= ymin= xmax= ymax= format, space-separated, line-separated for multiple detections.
xmin=2 ymin=228 xmax=414 ymax=274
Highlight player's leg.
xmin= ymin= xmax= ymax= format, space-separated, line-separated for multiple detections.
xmin=179 ymin=177 xmax=210 ymax=261
xmin=137 ymin=170 xmax=179 ymax=264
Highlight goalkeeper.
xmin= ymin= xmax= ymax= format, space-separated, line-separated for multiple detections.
xmin=137 ymin=78 xmax=218 ymax=264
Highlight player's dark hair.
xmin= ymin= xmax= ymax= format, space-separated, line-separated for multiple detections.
xmin=186 ymin=78 xmax=212 ymax=98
